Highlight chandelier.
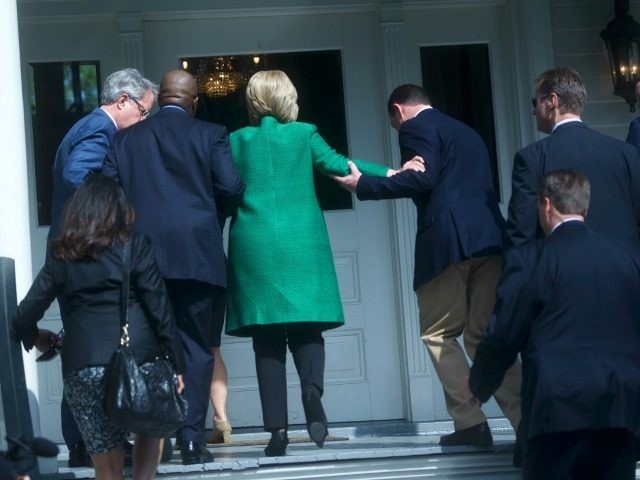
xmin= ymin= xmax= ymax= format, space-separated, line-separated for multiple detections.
xmin=196 ymin=57 xmax=246 ymax=98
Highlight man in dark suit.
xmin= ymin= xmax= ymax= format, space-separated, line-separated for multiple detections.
xmin=506 ymin=67 xmax=640 ymax=247
xmin=103 ymin=69 xmax=245 ymax=465
xmin=48 ymin=67 xmax=157 ymax=467
xmin=333 ymin=84 xmax=521 ymax=447
xmin=470 ymin=169 xmax=640 ymax=479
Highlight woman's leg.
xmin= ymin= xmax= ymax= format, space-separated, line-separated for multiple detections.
xmin=252 ymin=326 xmax=288 ymax=432
xmin=289 ymin=326 xmax=327 ymax=447
xmin=208 ymin=347 xmax=232 ymax=443
xmin=91 ymin=446 xmax=124 ymax=480
xmin=131 ymin=435 xmax=162 ymax=480
xmin=253 ymin=326 xmax=289 ymax=456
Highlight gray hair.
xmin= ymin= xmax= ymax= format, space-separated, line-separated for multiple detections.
xmin=539 ymin=169 xmax=590 ymax=216
xmin=100 ymin=68 xmax=158 ymax=105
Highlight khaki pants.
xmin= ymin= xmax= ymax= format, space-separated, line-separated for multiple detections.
xmin=417 ymin=255 xmax=521 ymax=430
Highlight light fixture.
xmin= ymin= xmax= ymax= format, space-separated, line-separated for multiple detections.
xmin=600 ymin=0 xmax=640 ymax=111
xmin=196 ymin=57 xmax=246 ymax=98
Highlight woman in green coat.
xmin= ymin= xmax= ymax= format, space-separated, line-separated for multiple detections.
xmin=227 ymin=70 xmax=422 ymax=456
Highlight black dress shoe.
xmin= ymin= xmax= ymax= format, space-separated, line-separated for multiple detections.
xmin=180 ymin=441 xmax=213 ymax=465
xmin=439 ymin=421 xmax=493 ymax=447
xmin=68 ymin=441 xmax=92 ymax=468
xmin=302 ymin=386 xmax=328 ymax=448
xmin=264 ymin=430 xmax=288 ymax=457
xmin=160 ymin=437 xmax=173 ymax=463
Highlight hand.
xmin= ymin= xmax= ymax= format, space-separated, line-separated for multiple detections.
xmin=331 ymin=161 xmax=362 ymax=192
xmin=34 ymin=329 xmax=62 ymax=354
xmin=461 ymin=374 xmax=480 ymax=407
xmin=176 ymin=374 xmax=185 ymax=395
xmin=387 ymin=155 xmax=425 ymax=176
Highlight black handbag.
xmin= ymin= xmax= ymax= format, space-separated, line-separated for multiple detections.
xmin=103 ymin=240 xmax=188 ymax=438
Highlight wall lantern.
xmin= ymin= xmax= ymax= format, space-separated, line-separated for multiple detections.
xmin=600 ymin=0 xmax=640 ymax=111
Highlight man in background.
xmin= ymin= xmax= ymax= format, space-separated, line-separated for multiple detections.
xmin=470 ymin=170 xmax=640 ymax=479
xmin=506 ymin=67 xmax=640 ymax=247
xmin=104 ymin=69 xmax=245 ymax=465
xmin=48 ymin=67 xmax=156 ymax=467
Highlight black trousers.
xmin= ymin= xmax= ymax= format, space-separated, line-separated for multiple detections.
xmin=252 ymin=324 xmax=325 ymax=432
xmin=523 ymin=428 xmax=637 ymax=480
xmin=165 ymin=279 xmax=223 ymax=445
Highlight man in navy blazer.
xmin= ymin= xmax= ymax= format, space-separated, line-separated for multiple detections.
xmin=48 ymin=67 xmax=157 ymax=467
xmin=104 ymin=70 xmax=245 ymax=465
xmin=470 ymin=170 xmax=640 ymax=478
xmin=506 ymin=67 xmax=640 ymax=247
xmin=334 ymin=84 xmax=521 ymax=447
xmin=50 ymin=68 xmax=157 ymax=238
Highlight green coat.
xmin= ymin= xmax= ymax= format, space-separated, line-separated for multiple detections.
xmin=225 ymin=116 xmax=388 ymax=336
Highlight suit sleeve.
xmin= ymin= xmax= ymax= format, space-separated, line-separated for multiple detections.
xmin=10 ymin=253 xmax=61 ymax=351
xmin=469 ymin=245 xmax=537 ymax=402
xmin=626 ymin=119 xmax=640 ymax=149
xmin=355 ymin=120 xmax=441 ymax=200
xmin=505 ymin=151 xmax=540 ymax=246
xmin=131 ymin=235 xmax=185 ymax=374
xmin=63 ymin=123 xmax=113 ymax=188
xmin=102 ymin=144 xmax=119 ymax=180
xmin=309 ymin=129 xmax=389 ymax=177
xmin=210 ymin=127 xmax=246 ymax=216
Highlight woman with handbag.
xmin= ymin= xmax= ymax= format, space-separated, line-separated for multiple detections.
xmin=11 ymin=174 xmax=185 ymax=480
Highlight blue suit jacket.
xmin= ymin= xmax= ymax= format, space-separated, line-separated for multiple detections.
xmin=470 ymin=221 xmax=640 ymax=440
xmin=507 ymin=121 xmax=640 ymax=246
xmin=103 ymin=106 xmax=245 ymax=287
xmin=356 ymin=108 xmax=505 ymax=290
xmin=50 ymin=108 xmax=117 ymax=237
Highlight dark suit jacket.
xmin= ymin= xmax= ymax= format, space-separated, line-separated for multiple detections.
xmin=103 ymin=105 xmax=245 ymax=287
xmin=356 ymin=108 xmax=505 ymax=290
xmin=506 ymin=121 xmax=640 ymax=246
xmin=470 ymin=221 xmax=640 ymax=440
xmin=51 ymin=108 xmax=117 ymax=238
xmin=11 ymin=234 xmax=184 ymax=377
xmin=626 ymin=116 xmax=640 ymax=150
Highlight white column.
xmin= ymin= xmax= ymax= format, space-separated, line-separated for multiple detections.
xmin=0 ymin=0 xmax=39 ymax=425
xmin=378 ymin=2 xmax=433 ymax=422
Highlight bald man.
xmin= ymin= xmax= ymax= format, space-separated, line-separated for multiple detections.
xmin=104 ymin=70 xmax=245 ymax=465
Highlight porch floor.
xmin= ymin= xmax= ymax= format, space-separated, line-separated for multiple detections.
xmin=49 ymin=419 xmax=640 ymax=479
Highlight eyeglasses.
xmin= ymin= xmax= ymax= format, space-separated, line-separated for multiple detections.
xmin=129 ymin=97 xmax=150 ymax=118
xmin=531 ymin=95 xmax=549 ymax=109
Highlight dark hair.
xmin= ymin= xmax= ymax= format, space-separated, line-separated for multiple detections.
xmin=539 ymin=169 xmax=590 ymax=216
xmin=51 ymin=175 xmax=134 ymax=261
xmin=387 ymin=84 xmax=431 ymax=116
xmin=535 ymin=68 xmax=587 ymax=115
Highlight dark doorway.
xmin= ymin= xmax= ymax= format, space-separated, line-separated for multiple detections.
xmin=420 ymin=44 xmax=501 ymax=200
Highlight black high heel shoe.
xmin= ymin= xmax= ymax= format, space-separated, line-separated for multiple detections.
xmin=264 ymin=430 xmax=288 ymax=457
xmin=302 ymin=385 xmax=328 ymax=448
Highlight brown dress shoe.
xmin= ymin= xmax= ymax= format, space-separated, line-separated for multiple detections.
xmin=439 ymin=421 xmax=493 ymax=447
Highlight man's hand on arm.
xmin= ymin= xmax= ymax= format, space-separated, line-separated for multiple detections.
xmin=331 ymin=161 xmax=362 ymax=192
xmin=387 ymin=155 xmax=425 ymax=176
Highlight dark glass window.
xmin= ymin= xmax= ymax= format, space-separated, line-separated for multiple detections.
xmin=420 ymin=44 xmax=501 ymax=200
xmin=29 ymin=61 xmax=101 ymax=226
xmin=181 ymin=51 xmax=352 ymax=210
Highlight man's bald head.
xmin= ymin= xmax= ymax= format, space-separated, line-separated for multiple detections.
xmin=159 ymin=69 xmax=198 ymax=114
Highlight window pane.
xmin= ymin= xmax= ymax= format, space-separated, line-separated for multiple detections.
xmin=29 ymin=61 xmax=101 ymax=226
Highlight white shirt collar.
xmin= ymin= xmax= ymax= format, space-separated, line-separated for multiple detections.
xmin=100 ymin=107 xmax=118 ymax=129
xmin=550 ymin=217 xmax=584 ymax=234
xmin=552 ymin=117 xmax=581 ymax=133
xmin=413 ymin=105 xmax=433 ymax=118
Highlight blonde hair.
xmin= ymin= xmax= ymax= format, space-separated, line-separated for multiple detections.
xmin=245 ymin=70 xmax=299 ymax=125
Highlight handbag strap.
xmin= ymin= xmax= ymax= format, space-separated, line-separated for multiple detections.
xmin=119 ymin=239 xmax=132 ymax=347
